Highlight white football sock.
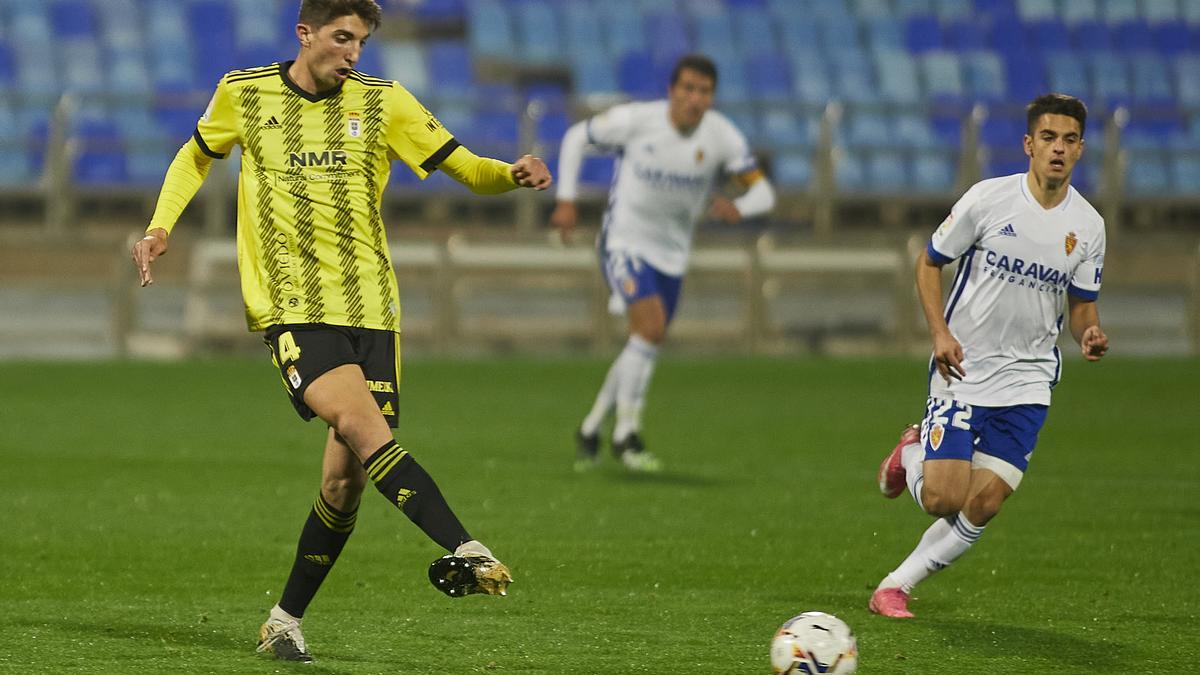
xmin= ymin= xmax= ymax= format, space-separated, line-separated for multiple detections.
xmin=883 ymin=513 xmax=985 ymax=593
xmin=613 ymin=335 xmax=659 ymax=442
xmin=902 ymin=440 xmax=925 ymax=510
xmin=269 ymin=604 xmax=301 ymax=624
xmin=580 ymin=359 xmax=620 ymax=437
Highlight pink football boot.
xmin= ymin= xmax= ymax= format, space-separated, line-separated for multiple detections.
xmin=869 ymin=587 xmax=915 ymax=619
xmin=877 ymin=425 xmax=919 ymax=498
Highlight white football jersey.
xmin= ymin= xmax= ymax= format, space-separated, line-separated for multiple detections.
xmin=586 ymin=101 xmax=757 ymax=276
xmin=927 ymin=173 xmax=1106 ymax=406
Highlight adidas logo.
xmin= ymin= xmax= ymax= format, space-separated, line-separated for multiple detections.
xmin=380 ymin=401 xmax=394 ymax=416
xmin=999 ymin=223 xmax=1017 ymax=237
xmin=304 ymin=554 xmax=333 ymax=566
xmin=396 ymin=488 xmax=417 ymax=508
xmin=262 ymin=115 xmax=281 ymax=129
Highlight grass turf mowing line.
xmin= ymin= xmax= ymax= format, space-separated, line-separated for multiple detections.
xmin=0 ymin=357 xmax=1196 ymax=673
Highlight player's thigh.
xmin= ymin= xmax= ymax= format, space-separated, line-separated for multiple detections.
xmin=303 ymin=364 xmax=392 ymax=455
xmin=919 ymin=396 xmax=979 ymax=509
xmin=263 ymin=323 xmax=357 ymax=423
xmin=627 ymin=295 xmax=667 ymax=342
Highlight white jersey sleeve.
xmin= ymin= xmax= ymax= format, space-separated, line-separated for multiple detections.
xmin=1068 ymin=227 xmax=1105 ymax=300
xmin=585 ymin=103 xmax=638 ymax=151
xmin=928 ymin=182 xmax=986 ymax=263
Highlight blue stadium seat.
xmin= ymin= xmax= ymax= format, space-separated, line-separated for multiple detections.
xmin=1061 ymin=0 xmax=1099 ymax=26
xmin=745 ymin=53 xmax=793 ymax=103
xmin=844 ymin=110 xmax=893 ymax=148
xmin=1129 ymin=53 xmax=1173 ymax=105
xmin=874 ymin=50 xmax=922 ymax=105
xmin=617 ymin=51 xmax=662 ymax=100
xmin=864 ymin=17 xmax=905 ymax=53
xmin=984 ymin=154 xmax=1030 ymax=179
xmin=468 ymin=0 xmax=514 ymax=60
xmin=1089 ymin=53 xmax=1132 ymax=109
xmin=190 ymin=1 xmax=237 ymax=86
xmin=867 ymin=150 xmax=909 ymax=191
xmin=645 ymin=11 xmax=691 ymax=66
xmin=805 ymin=0 xmax=854 ymax=21
xmin=711 ymin=53 xmax=751 ymax=105
xmin=895 ymin=113 xmax=941 ymax=149
xmin=563 ymin=2 xmax=605 ymax=50
xmin=570 ymin=53 xmax=619 ymax=99
xmin=1140 ymin=0 xmax=1181 ymax=24
xmin=912 ymin=151 xmax=956 ymax=191
xmin=1182 ymin=0 xmax=1200 ymax=25
xmin=580 ymin=156 xmax=614 ymax=188
xmin=758 ymin=105 xmax=815 ymax=150
xmin=894 ymin=0 xmax=936 ymax=18
xmin=963 ymin=51 xmax=1006 ymax=102
xmin=920 ymin=51 xmax=965 ymax=103
xmin=940 ymin=19 xmax=987 ymax=53
xmin=834 ymin=150 xmax=867 ymax=190
xmin=905 ymin=14 xmax=942 ymax=53
xmin=401 ymin=0 xmax=467 ymax=22
xmin=1069 ymin=19 xmax=1112 ymax=53
xmin=931 ymin=0 xmax=973 ymax=22
xmin=722 ymin=108 xmax=758 ymax=146
xmin=1125 ymin=154 xmax=1171 ymax=195
xmin=1176 ymin=56 xmax=1200 ymax=108
xmin=981 ymin=115 xmax=1024 ymax=149
xmin=1150 ymin=22 xmax=1190 ymax=55
xmin=1003 ymin=53 xmax=1046 ymax=103
xmin=985 ymin=15 xmax=1030 ymax=60
xmin=852 ymin=0 xmax=893 ymax=19
xmin=0 ymin=42 xmax=14 ymax=88
xmin=381 ymin=42 xmax=428 ymax=96
xmin=49 ymin=0 xmax=95 ymax=38
xmin=1112 ymin=20 xmax=1154 ymax=52
xmin=601 ymin=6 xmax=647 ymax=58
xmin=777 ymin=16 xmax=820 ymax=59
xmin=72 ymin=118 xmax=127 ymax=185
xmin=427 ymin=41 xmax=475 ymax=100
xmin=1026 ymin=19 xmax=1069 ymax=52
xmin=788 ymin=52 xmax=833 ymax=106
xmin=1015 ymin=0 xmax=1056 ymax=22
xmin=818 ymin=15 xmax=865 ymax=55
xmin=829 ymin=51 xmax=878 ymax=105
xmin=512 ymin=0 xmax=565 ymax=65
xmin=770 ymin=151 xmax=812 ymax=188
xmin=60 ymin=39 xmax=105 ymax=95
xmin=1043 ymin=50 xmax=1090 ymax=100
xmin=1101 ymin=0 xmax=1141 ymax=25
xmin=733 ymin=7 xmax=780 ymax=57
xmin=693 ymin=14 xmax=736 ymax=57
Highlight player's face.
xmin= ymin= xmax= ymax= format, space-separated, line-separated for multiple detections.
xmin=297 ymin=14 xmax=371 ymax=90
xmin=1024 ymin=113 xmax=1084 ymax=188
xmin=667 ymin=68 xmax=715 ymax=132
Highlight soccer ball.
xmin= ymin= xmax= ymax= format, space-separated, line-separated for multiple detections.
xmin=770 ymin=611 xmax=857 ymax=674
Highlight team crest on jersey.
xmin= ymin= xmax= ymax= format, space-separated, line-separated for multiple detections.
xmin=287 ymin=365 xmax=302 ymax=389
xmin=347 ymin=112 xmax=361 ymax=138
xmin=1065 ymin=231 xmax=1078 ymax=256
xmin=929 ymin=423 xmax=944 ymax=450
xmin=622 ymin=277 xmax=637 ymax=296
xmin=695 ymin=148 xmax=704 ymax=164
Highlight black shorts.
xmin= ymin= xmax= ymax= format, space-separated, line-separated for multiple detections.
xmin=263 ymin=323 xmax=401 ymax=428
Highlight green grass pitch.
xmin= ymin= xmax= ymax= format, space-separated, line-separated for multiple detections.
xmin=1 ymin=356 xmax=1197 ymax=673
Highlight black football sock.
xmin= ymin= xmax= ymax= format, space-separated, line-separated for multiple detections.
xmin=278 ymin=493 xmax=357 ymax=618
xmin=363 ymin=441 xmax=472 ymax=552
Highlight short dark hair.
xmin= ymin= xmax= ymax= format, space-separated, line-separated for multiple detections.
xmin=1026 ymin=93 xmax=1087 ymax=137
xmin=670 ymin=54 xmax=718 ymax=89
xmin=298 ymin=0 xmax=382 ymax=31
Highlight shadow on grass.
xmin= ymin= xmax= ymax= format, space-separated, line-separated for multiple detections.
xmin=921 ymin=617 xmax=1133 ymax=669
xmin=11 ymin=616 xmax=349 ymax=674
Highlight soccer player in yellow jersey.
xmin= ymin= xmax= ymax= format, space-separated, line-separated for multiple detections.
xmin=130 ymin=0 xmax=550 ymax=663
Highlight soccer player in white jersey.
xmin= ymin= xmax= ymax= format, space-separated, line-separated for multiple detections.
xmin=869 ymin=94 xmax=1109 ymax=618
xmin=550 ymin=54 xmax=775 ymax=471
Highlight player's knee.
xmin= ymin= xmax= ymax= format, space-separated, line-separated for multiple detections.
xmin=964 ymin=491 xmax=1004 ymax=525
xmin=327 ymin=407 xmax=382 ymax=450
xmin=633 ymin=324 xmax=666 ymax=344
xmin=922 ymin=488 xmax=965 ymax=518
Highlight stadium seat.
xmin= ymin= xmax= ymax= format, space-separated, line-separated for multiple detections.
xmin=601 ymin=5 xmax=647 ymax=58
xmin=874 ymin=50 xmax=922 ymax=105
xmin=579 ymin=156 xmax=614 ymax=188
xmin=401 ymin=0 xmax=467 ymax=23
xmin=189 ymin=1 xmax=237 ymax=86
xmin=893 ymin=0 xmax=936 ymax=18
xmin=920 ymin=51 xmax=966 ymax=103
xmin=1003 ymin=53 xmax=1047 ymax=103
xmin=60 ymin=39 xmax=105 ymax=95
xmin=570 ymin=53 xmax=619 ymax=100
xmin=1069 ymin=20 xmax=1113 ymax=53
xmin=1061 ymin=0 xmax=1099 ymax=26
xmin=1129 ymin=52 xmax=1174 ymax=105
xmin=818 ymin=15 xmax=865 ymax=56
xmin=980 ymin=115 xmax=1024 ymax=149
xmin=985 ymin=15 xmax=1030 ymax=60
xmin=1125 ymin=154 xmax=1171 ymax=195
xmin=467 ymin=0 xmax=515 ymax=60
xmin=788 ymin=52 xmax=834 ymax=106
xmin=693 ymin=14 xmax=736 ymax=58
xmin=1043 ymin=51 xmax=1090 ymax=101
xmin=963 ymin=50 xmax=1007 ymax=102
xmin=829 ymin=51 xmax=879 ymax=105
xmin=427 ymin=41 xmax=475 ymax=100
xmin=931 ymin=0 xmax=973 ymax=22
xmin=1140 ymin=0 xmax=1181 ymax=24
xmin=864 ymin=17 xmax=906 ymax=53
xmin=852 ymin=0 xmax=893 ymax=20
xmin=1089 ymin=53 xmax=1132 ymax=109
xmin=1101 ymin=0 xmax=1141 ymax=25
xmin=904 ymin=14 xmax=942 ymax=53
xmin=617 ymin=51 xmax=662 ymax=100
xmin=894 ymin=113 xmax=941 ymax=150
xmin=1170 ymin=154 xmax=1200 ymax=193
xmin=940 ymin=19 xmax=987 ymax=53
xmin=758 ymin=105 xmax=816 ymax=150
xmin=844 ymin=110 xmax=894 ymax=149
xmin=381 ymin=42 xmax=428 ymax=96
xmin=48 ymin=0 xmax=96 ymax=39
xmin=1175 ymin=56 xmax=1200 ymax=108
xmin=777 ymin=16 xmax=820 ymax=59
xmin=733 ymin=7 xmax=780 ymax=57
xmin=711 ymin=53 xmax=751 ymax=106
xmin=1150 ymin=22 xmax=1190 ymax=56
xmin=1112 ymin=20 xmax=1154 ymax=52
xmin=834 ymin=149 xmax=867 ymax=191
xmin=645 ymin=11 xmax=691 ymax=66
xmin=911 ymin=151 xmax=956 ymax=191
xmin=72 ymin=118 xmax=127 ymax=185
xmin=770 ymin=150 xmax=812 ymax=188
xmin=512 ymin=0 xmax=564 ymax=66
xmin=1015 ymin=0 xmax=1057 ymax=22
xmin=867 ymin=150 xmax=909 ymax=191
xmin=1025 ymin=19 xmax=1069 ymax=53
xmin=745 ymin=53 xmax=793 ymax=103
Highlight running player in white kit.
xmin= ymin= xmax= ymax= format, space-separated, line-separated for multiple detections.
xmin=550 ymin=54 xmax=775 ymax=472
xmin=870 ymin=94 xmax=1110 ymax=618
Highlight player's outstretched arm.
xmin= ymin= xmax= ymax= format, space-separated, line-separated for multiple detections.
xmin=1068 ymin=295 xmax=1108 ymax=361
xmin=509 ymin=154 xmax=552 ymax=190
xmin=131 ymin=140 xmax=215 ymax=287
xmin=438 ymin=146 xmax=551 ymax=194
xmin=916 ymin=249 xmax=965 ymax=382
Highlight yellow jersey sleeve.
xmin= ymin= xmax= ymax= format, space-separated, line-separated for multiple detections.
xmin=194 ymin=76 xmax=240 ymax=159
xmin=439 ymin=145 xmax=518 ymax=194
xmin=385 ymin=85 xmax=457 ymax=179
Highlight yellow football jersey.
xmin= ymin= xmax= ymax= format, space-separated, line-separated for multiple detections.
xmin=194 ymin=62 xmax=458 ymax=332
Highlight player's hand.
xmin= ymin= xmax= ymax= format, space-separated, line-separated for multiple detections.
xmin=709 ymin=196 xmax=742 ymax=224
xmin=1080 ymin=324 xmax=1108 ymax=361
xmin=932 ymin=331 xmax=966 ymax=383
xmin=549 ymin=201 xmax=577 ymax=244
xmin=510 ymin=154 xmax=552 ymax=190
xmin=131 ymin=228 xmax=169 ymax=287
